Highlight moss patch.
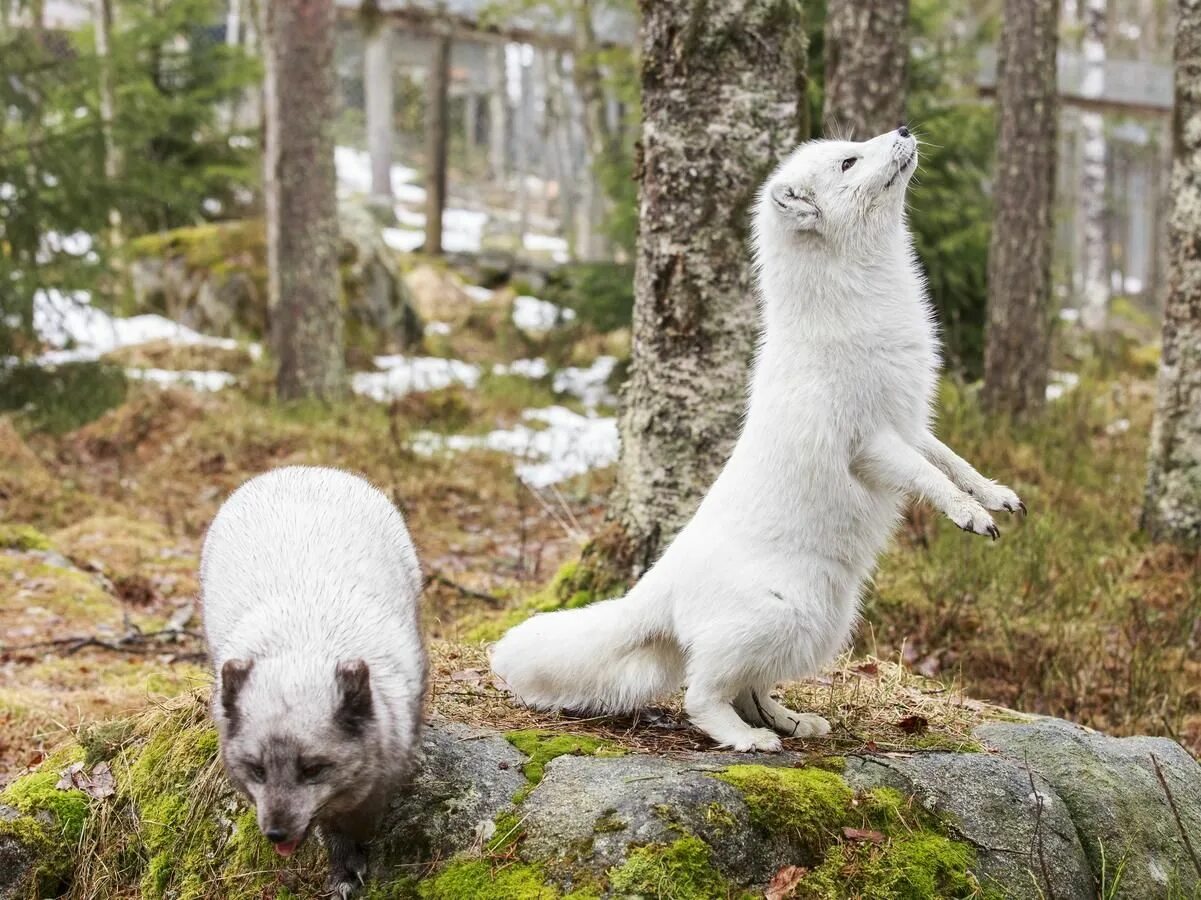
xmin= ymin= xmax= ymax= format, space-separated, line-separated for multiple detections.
xmin=607 ymin=835 xmax=746 ymax=900
xmin=418 ymin=858 xmax=559 ymax=899
xmin=797 ymin=832 xmax=982 ymax=900
xmin=0 ymin=523 xmax=52 ymax=551
xmin=716 ymin=765 xmax=852 ymax=852
xmin=0 ymin=748 xmax=90 ymax=895
xmin=504 ymin=730 xmax=625 ymax=802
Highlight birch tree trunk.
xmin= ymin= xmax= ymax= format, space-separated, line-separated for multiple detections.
xmin=822 ymin=0 xmax=909 ymax=138
xmin=92 ymin=0 xmax=122 ymax=242
xmin=982 ymin=0 xmax=1058 ymax=417
xmin=364 ymin=22 xmax=395 ymax=207
xmin=424 ymin=34 xmax=451 ymax=255
xmin=572 ymin=0 xmax=612 ymax=260
xmin=608 ymin=0 xmax=808 ymax=574
xmin=1078 ymin=0 xmax=1110 ymax=331
xmin=1143 ymin=0 xmax=1201 ymax=544
xmin=263 ymin=0 xmax=345 ymax=402
xmin=488 ymin=44 xmax=510 ymax=180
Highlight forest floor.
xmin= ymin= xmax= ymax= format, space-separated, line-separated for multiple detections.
xmin=0 ymin=273 xmax=1197 ymax=786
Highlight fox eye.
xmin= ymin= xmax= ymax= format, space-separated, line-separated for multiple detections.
xmin=245 ymin=762 xmax=266 ymax=783
xmin=841 ymin=157 xmax=858 ymax=172
xmin=299 ymin=761 xmax=332 ymax=783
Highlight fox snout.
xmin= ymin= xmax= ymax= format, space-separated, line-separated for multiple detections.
xmin=258 ymin=801 xmax=311 ymax=857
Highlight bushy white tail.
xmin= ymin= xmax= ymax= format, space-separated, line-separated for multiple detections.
xmin=489 ymin=582 xmax=682 ymax=714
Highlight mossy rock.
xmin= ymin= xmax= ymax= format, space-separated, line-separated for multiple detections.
xmin=2 ymin=698 xmax=1196 ymax=899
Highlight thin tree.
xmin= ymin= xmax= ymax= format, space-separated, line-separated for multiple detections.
xmin=1143 ymin=0 xmax=1201 ymax=544
xmin=262 ymin=0 xmax=345 ymax=401
xmin=982 ymin=0 xmax=1059 ymax=417
xmin=424 ymin=33 xmax=451 ymax=255
xmin=1078 ymin=0 xmax=1110 ymax=331
xmin=607 ymin=0 xmax=808 ymax=574
xmin=822 ymin=0 xmax=909 ymax=138
xmin=363 ymin=11 xmax=395 ymax=208
xmin=92 ymin=0 xmax=122 ymax=243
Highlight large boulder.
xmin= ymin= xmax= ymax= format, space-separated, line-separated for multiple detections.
xmin=126 ymin=202 xmax=420 ymax=356
xmin=2 ymin=697 xmax=1198 ymax=899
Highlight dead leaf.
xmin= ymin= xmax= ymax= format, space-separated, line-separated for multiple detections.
xmin=896 ymin=714 xmax=929 ymax=735
xmin=450 ymin=669 xmax=484 ymax=684
xmin=842 ymin=827 xmax=885 ymax=844
xmin=57 ymin=760 xmax=116 ymax=799
xmin=852 ymin=661 xmax=879 ymax=677
xmin=765 ymin=864 xmax=807 ymax=900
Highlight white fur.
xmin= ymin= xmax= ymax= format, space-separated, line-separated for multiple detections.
xmin=202 ymin=466 xmax=426 ymax=772
xmin=490 ymin=130 xmax=1022 ymax=752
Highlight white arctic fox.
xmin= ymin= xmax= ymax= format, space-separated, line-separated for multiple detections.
xmin=491 ymin=128 xmax=1024 ymax=752
xmin=201 ymin=466 xmax=426 ymax=897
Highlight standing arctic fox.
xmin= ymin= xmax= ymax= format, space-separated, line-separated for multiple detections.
xmin=201 ymin=466 xmax=426 ymax=897
xmin=491 ymin=128 xmax=1024 ymax=752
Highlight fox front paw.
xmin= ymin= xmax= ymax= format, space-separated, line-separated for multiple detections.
xmin=947 ymin=499 xmax=999 ymax=540
xmin=727 ymin=727 xmax=784 ymax=753
xmin=972 ymin=482 xmax=1026 ymax=516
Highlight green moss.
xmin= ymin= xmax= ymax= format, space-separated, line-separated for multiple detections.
xmin=467 ymin=559 xmax=625 ymax=642
xmin=797 ymin=832 xmax=982 ymax=900
xmin=607 ymin=835 xmax=743 ymax=900
xmin=488 ymin=810 xmax=527 ymax=852
xmin=0 ymin=523 xmax=52 ymax=551
xmin=809 ymin=755 xmax=847 ymax=773
xmin=418 ymin=858 xmax=559 ymax=899
xmin=715 ymin=765 xmax=851 ymax=852
xmin=0 ymin=750 xmax=91 ymax=895
xmin=362 ymin=879 xmax=421 ymax=900
xmin=702 ymin=802 xmax=737 ymax=832
xmin=79 ymin=718 xmax=137 ymax=766
xmin=504 ymin=730 xmax=624 ymax=803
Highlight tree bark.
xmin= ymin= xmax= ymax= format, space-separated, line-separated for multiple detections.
xmin=1078 ymin=0 xmax=1110 ymax=331
xmin=92 ymin=0 xmax=122 ymax=241
xmin=822 ymin=0 xmax=909 ymax=139
xmin=487 ymin=44 xmax=510 ymax=180
xmin=424 ymin=34 xmax=451 ymax=256
xmin=364 ymin=22 xmax=395 ymax=207
xmin=1143 ymin=0 xmax=1201 ymax=545
xmin=609 ymin=0 xmax=808 ymax=574
xmin=571 ymin=0 xmax=612 ymax=260
xmin=982 ymin=0 xmax=1058 ymax=417
xmin=262 ymin=0 xmax=345 ymax=402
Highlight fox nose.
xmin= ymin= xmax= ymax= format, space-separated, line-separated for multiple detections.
xmin=264 ymin=826 xmax=289 ymax=843
xmin=897 ymin=124 xmax=910 ymax=138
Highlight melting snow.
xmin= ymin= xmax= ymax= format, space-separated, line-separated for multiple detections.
xmin=1046 ymin=371 xmax=1081 ymax=402
xmin=32 ymin=289 xmax=241 ymax=365
xmin=351 ymin=355 xmax=481 ymax=401
xmin=464 ymin=285 xmax=495 ymax=303
xmin=554 ymin=356 xmax=617 ymax=409
xmin=494 ymin=358 xmax=550 ymax=380
xmin=126 ymin=368 xmax=237 ymax=392
xmin=412 ymin=406 xmax=618 ymax=488
xmin=512 ymin=295 xmax=575 ymax=333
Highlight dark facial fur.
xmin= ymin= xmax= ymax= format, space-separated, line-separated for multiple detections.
xmin=217 ymin=658 xmax=385 ymax=858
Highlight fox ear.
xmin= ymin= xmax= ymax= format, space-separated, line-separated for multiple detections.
xmin=769 ymin=183 xmax=820 ymax=230
xmin=220 ymin=659 xmax=254 ymax=731
xmin=335 ymin=659 xmax=374 ymax=736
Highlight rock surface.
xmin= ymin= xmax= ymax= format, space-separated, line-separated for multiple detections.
xmin=2 ymin=709 xmax=1199 ymax=899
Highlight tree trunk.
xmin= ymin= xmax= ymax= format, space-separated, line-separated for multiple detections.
xmin=982 ymin=0 xmax=1058 ymax=417
xmin=424 ymin=34 xmax=451 ymax=256
xmin=364 ymin=22 xmax=395 ymax=207
xmin=92 ymin=0 xmax=122 ymax=242
xmin=487 ymin=44 xmax=510 ymax=180
xmin=609 ymin=0 xmax=808 ymax=574
xmin=572 ymin=0 xmax=612 ymax=260
xmin=821 ymin=0 xmax=909 ymax=138
xmin=262 ymin=0 xmax=345 ymax=402
xmin=1143 ymin=0 xmax=1201 ymax=545
xmin=1078 ymin=0 xmax=1110 ymax=331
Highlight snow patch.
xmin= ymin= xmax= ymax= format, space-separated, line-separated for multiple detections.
xmin=126 ymin=368 xmax=237 ymax=392
xmin=512 ymin=295 xmax=575 ymax=333
xmin=351 ymin=355 xmax=481 ymax=401
xmin=554 ymin=356 xmax=617 ymax=409
xmin=1046 ymin=371 xmax=1081 ymax=402
xmin=413 ymin=405 xmax=618 ymax=487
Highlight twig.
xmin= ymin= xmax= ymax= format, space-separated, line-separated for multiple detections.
xmin=1 ymin=628 xmax=205 ymax=656
xmin=424 ymin=571 xmax=505 ymax=607
xmin=1150 ymin=753 xmax=1201 ymax=881
xmin=1025 ymin=753 xmax=1056 ymax=900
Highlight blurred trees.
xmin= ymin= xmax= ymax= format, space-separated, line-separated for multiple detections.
xmin=262 ymin=0 xmax=345 ymax=401
xmin=822 ymin=0 xmax=908 ymax=137
xmin=0 ymin=0 xmax=258 ymax=357
xmin=608 ymin=0 xmax=807 ymax=573
xmin=982 ymin=0 xmax=1059 ymax=417
xmin=1143 ymin=0 xmax=1201 ymax=545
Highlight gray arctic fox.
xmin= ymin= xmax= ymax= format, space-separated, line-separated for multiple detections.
xmin=201 ymin=466 xmax=426 ymax=898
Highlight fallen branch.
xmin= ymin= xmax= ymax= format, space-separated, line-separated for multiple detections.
xmin=1150 ymin=753 xmax=1201 ymax=881
xmin=424 ymin=571 xmax=505 ymax=607
xmin=1024 ymin=753 xmax=1056 ymax=900
xmin=0 ymin=627 xmax=205 ymax=659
